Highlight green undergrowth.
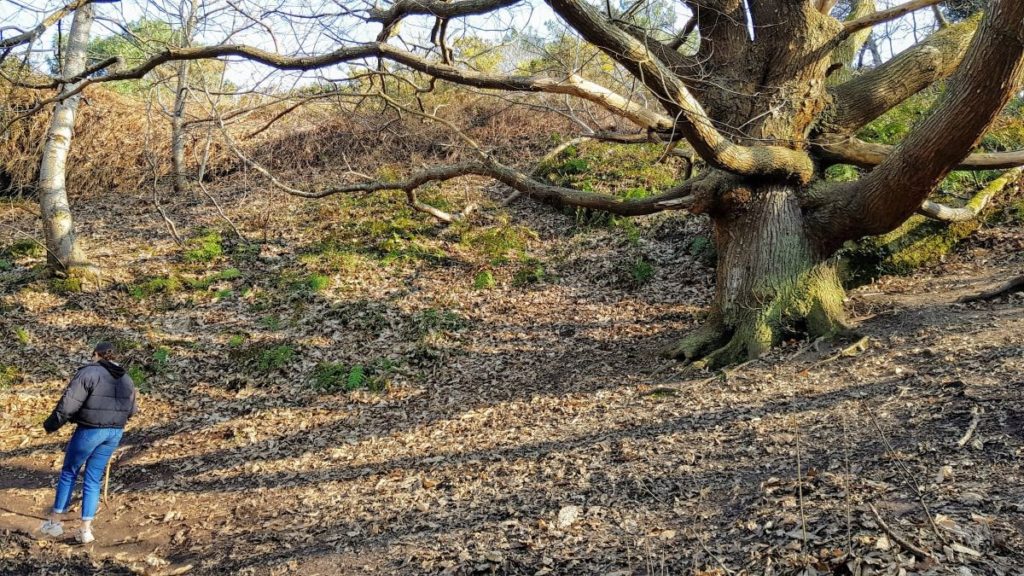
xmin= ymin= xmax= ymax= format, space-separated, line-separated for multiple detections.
xmin=184 ymin=229 xmax=224 ymax=263
xmin=311 ymin=358 xmax=397 ymax=393
xmin=535 ymin=141 xmax=682 ymax=234
xmin=1 ymin=238 xmax=44 ymax=261
xmin=229 ymin=342 xmax=297 ymax=374
xmin=0 ymin=363 xmax=20 ymax=390
xmin=841 ymin=172 xmax=1022 ymax=284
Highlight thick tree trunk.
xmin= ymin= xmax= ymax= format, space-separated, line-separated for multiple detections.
xmin=664 ymin=186 xmax=848 ymax=368
xmin=37 ymin=3 xmax=94 ymax=277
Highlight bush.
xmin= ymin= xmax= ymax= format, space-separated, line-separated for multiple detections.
xmin=128 ymin=365 xmax=148 ymax=393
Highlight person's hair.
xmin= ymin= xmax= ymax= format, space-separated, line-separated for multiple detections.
xmin=93 ymin=341 xmax=116 ymax=361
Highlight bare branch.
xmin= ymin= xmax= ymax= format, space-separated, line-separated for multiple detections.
xmin=839 ymin=0 xmax=944 ymax=41
xmin=22 ymin=42 xmax=672 ymax=131
xmin=0 ymin=0 xmax=108 ymax=49
xmin=917 ymin=167 xmax=1022 ymax=222
xmin=815 ymin=137 xmax=1024 ymax=171
xmin=366 ymin=0 xmax=523 ymax=29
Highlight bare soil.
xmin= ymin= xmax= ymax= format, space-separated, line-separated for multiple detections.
xmin=1 ymin=181 xmax=1022 ymax=576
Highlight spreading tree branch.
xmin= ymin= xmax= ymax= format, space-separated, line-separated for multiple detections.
xmin=818 ymin=14 xmax=979 ymax=136
xmin=810 ymin=0 xmax=1024 ymax=243
xmin=544 ymin=0 xmax=815 ymax=183
xmin=815 ymin=137 xmax=1024 ymax=171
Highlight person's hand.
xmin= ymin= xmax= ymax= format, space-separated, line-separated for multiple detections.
xmin=42 ymin=412 xmax=61 ymax=434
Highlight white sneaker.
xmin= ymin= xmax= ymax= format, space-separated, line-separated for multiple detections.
xmin=39 ymin=520 xmax=64 ymax=537
xmin=76 ymin=529 xmax=95 ymax=544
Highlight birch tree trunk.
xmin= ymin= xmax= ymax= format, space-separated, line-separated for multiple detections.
xmin=37 ymin=3 xmax=94 ymax=278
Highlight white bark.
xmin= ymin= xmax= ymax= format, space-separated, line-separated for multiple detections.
xmin=37 ymin=2 xmax=94 ymax=273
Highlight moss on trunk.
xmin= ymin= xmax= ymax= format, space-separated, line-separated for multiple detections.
xmin=841 ymin=170 xmax=1022 ymax=285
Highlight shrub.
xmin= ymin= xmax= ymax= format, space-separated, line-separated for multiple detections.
xmin=0 ymin=258 xmax=12 ymax=271
xmin=623 ymin=256 xmax=655 ymax=287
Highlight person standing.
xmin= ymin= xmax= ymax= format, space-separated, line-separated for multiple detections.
xmin=39 ymin=341 xmax=138 ymax=543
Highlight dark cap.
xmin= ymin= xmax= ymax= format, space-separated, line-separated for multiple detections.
xmin=93 ymin=341 xmax=115 ymax=355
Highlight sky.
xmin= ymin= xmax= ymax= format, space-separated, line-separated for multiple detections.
xmin=0 ymin=0 xmax=940 ymax=91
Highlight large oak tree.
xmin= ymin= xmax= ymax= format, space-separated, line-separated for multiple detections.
xmin=26 ymin=0 xmax=1024 ymax=366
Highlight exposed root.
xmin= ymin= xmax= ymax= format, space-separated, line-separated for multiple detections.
xmin=660 ymin=318 xmax=728 ymax=361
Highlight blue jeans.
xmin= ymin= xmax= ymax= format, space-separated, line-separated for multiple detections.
xmin=52 ymin=426 xmax=123 ymax=520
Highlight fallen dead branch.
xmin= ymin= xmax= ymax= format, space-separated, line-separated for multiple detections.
xmin=868 ymin=503 xmax=933 ymax=562
xmin=956 ymin=405 xmax=982 ymax=448
xmin=959 ymin=274 xmax=1024 ymax=302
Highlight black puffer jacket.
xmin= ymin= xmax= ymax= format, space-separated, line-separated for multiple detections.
xmin=43 ymin=361 xmax=138 ymax=432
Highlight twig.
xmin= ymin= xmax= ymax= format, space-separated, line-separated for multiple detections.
xmin=868 ymin=503 xmax=933 ymax=562
xmin=0 ymin=505 xmax=48 ymax=521
xmin=956 ymin=405 xmax=982 ymax=448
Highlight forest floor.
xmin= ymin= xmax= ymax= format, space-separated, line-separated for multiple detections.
xmin=0 ymin=176 xmax=1022 ymax=576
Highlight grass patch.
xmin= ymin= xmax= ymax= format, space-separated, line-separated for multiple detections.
xmin=3 ymin=238 xmax=44 ymax=259
xmin=259 ymin=315 xmax=283 ymax=331
xmin=184 ymin=229 xmax=224 ymax=263
xmin=130 ymin=275 xmax=182 ymax=299
xmin=228 ymin=334 xmax=247 ymax=347
xmin=513 ymin=258 xmax=547 ymax=286
xmin=50 ymin=277 xmax=82 ymax=294
xmin=0 ymin=258 xmax=12 ymax=271
xmin=473 ymin=270 xmax=496 ymax=290
xmin=0 ymin=364 xmax=20 ymax=389
xmin=128 ymin=365 xmax=149 ymax=394
xmin=13 ymin=326 xmax=30 ymax=346
xmin=187 ymin=267 xmax=241 ymax=290
xmin=461 ymin=223 xmax=535 ymax=265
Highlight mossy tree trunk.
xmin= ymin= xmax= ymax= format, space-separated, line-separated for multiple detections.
xmin=665 ymin=186 xmax=848 ymax=368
